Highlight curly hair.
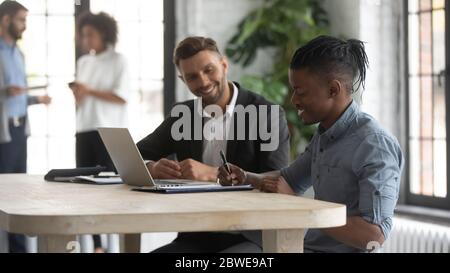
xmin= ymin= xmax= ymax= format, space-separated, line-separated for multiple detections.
xmin=77 ymin=11 xmax=118 ymax=46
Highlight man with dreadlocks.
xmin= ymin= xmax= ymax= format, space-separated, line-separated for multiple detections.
xmin=218 ymin=35 xmax=404 ymax=253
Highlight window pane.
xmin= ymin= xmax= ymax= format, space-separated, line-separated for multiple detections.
xmin=420 ymin=11 xmax=433 ymax=75
xmin=47 ymin=77 xmax=76 ymax=137
xmin=409 ymin=14 xmax=420 ymax=76
xmin=141 ymin=0 xmax=163 ymax=22
xmin=410 ymin=139 xmax=421 ymax=195
xmin=421 ymin=140 xmax=434 ymax=196
xmin=48 ymin=137 xmax=76 ymax=170
xmin=47 ymin=0 xmax=75 ymax=15
xmin=27 ymin=137 xmax=48 ymax=174
xmin=47 ymin=16 xmax=75 ymax=76
xmin=90 ymin=0 xmax=117 ymax=14
xmin=433 ymin=76 xmax=446 ymax=139
xmin=420 ymin=0 xmax=432 ymax=11
xmin=434 ymin=140 xmax=447 ymax=198
xmin=409 ymin=77 xmax=421 ymax=138
xmin=433 ymin=10 xmax=446 ymax=74
xmin=115 ymin=0 xmax=141 ymax=21
xmin=20 ymin=0 xmax=47 ymax=15
xmin=129 ymin=80 xmax=164 ymax=140
xmin=28 ymin=104 xmax=49 ymax=138
xmin=140 ymin=22 xmax=164 ymax=80
xmin=410 ymin=0 xmax=419 ymax=13
xmin=433 ymin=0 xmax=445 ymax=9
xmin=420 ymin=76 xmax=433 ymax=138
xmin=21 ymin=16 xmax=47 ymax=76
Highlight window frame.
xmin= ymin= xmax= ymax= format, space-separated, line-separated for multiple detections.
xmin=404 ymin=0 xmax=450 ymax=210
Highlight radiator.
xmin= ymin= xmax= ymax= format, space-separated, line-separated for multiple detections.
xmin=381 ymin=217 xmax=450 ymax=253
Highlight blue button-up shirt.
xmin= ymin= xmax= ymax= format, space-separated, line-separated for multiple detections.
xmin=0 ymin=38 xmax=27 ymax=118
xmin=281 ymin=101 xmax=404 ymax=253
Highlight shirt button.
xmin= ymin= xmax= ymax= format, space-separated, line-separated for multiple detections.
xmin=316 ymin=175 xmax=320 ymax=180
xmin=320 ymin=149 xmax=324 ymax=153
xmin=374 ymin=191 xmax=381 ymax=196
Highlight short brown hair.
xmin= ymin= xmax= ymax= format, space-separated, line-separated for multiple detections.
xmin=173 ymin=36 xmax=222 ymax=66
xmin=77 ymin=11 xmax=118 ymax=46
xmin=0 ymin=1 xmax=28 ymax=20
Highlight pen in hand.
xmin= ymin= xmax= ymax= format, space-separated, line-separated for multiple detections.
xmin=220 ymin=150 xmax=234 ymax=186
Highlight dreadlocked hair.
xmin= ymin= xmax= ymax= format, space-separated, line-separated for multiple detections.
xmin=290 ymin=35 xmax=369 ymax=94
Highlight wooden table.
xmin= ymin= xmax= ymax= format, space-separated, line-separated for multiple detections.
xmin=0 ymin=175 xmax=346 ymax=253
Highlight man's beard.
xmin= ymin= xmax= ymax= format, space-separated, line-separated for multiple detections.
xmin=207 ymin=78 xmax=227 ymax=106
xmin=8 ymin=23 xmax=22 ymax=40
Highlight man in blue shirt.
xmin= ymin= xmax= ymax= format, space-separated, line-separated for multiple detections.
xmin=0 ymin=1 xmax=51 ymax=253
xmin=218 ymin=36 xmax=404 ymax=253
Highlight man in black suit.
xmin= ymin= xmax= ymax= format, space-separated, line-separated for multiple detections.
xmin=137 ymin=36 xmax=289 ymax=253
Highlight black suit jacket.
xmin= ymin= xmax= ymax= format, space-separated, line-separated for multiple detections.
xmin=137 ymin=82 xmax=290 ymax=173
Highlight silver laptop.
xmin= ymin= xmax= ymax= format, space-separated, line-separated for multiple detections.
xmin=97 ymin=128 xmax=253 ymax=193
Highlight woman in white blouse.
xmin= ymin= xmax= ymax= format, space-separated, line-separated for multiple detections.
xmin=70 ymin=11 xmax=130 ymax=253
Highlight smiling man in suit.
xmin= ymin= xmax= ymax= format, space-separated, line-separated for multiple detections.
xmin=136 ymin=36 xmax=290 ymax=253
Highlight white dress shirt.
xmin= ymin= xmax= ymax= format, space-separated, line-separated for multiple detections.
xmin=201 ymin=82 xmax=239 ymax=167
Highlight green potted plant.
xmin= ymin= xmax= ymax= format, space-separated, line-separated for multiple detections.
xmin=226 ymin=0 xmax=329 ymax=159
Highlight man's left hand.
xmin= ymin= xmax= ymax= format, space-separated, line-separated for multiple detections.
xmin=260 ymin=176 xmax=295 ymax=195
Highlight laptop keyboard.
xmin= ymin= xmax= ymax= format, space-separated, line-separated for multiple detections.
xmin=159 ymin=184 xmax=184 ymax=188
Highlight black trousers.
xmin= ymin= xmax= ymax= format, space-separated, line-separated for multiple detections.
xmin=76 ymin=130 xmax=115 ymax=249
xmin=0 ymin=122 xmax=27 ymax=253
xmin=152 ymin=232 xmax=252 ymax=253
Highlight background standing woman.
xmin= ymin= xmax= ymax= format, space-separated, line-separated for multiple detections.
xmin=70 ymin=11 xmax=131 ymax=253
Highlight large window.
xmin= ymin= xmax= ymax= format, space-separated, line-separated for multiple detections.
xmin=406 ymin=0 xmax=450 ymax=209
xmin=18 ymin=0 xmax=168 ymax=174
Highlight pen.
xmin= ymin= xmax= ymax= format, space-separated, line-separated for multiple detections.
xmin=220 ymin=150 xmax=235 ymax=186
xmin=220 ymin=150 xmax=231 ymax=173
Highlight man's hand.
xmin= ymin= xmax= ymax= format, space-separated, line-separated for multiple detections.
xmin=7 ymin=86 xmax=25 ymax=96
xmin=218 ymin=163 xmax=247 ymax=186
xmin=259 ymin=176 xmax=295 ymax=195
xmin=179 ymin=159 xmax=218 ymax=182
xmin=147 ymin=159 xmax=182 ymax=180
xmin=37 ymin=95 xmax=52 ymax=105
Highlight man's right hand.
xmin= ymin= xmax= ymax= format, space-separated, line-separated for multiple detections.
xmin=218 ymin=163 xmax=247 ymax=186
xmin=7 ymin=86 xmax=25 ymax=96
xmin=147 ymin=159 xmax=182 ymax=180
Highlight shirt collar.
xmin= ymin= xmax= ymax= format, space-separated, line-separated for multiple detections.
xmin=0 ymin=37 xmax=16 ymax=50
xmin=90 ymin=44 xmax=114 ymax=60
xmin=320 ymin=100 xmax=359 ymax=140
xmin=200 ymin=82 xmax=239 ymax=119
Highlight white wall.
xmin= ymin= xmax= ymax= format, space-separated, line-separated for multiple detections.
xmin=324 ymin=0 xmax=406 ymax=144
xmin=175 ymin=0 xmax=273 ymax=102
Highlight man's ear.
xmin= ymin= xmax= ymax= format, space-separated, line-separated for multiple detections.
xmin=1 ymin=15 xmax=11 ymax=26
xmin=329 ymin=80 xmax=343 ymax=98
xmin=221 ymin=56 xmax=229 ymax=74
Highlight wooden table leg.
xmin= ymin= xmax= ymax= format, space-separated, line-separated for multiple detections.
xmin=262 ymin=229 xmax=304 ymax=253
xmin=38 ymin=235 xmax=78 ymax=253
xmin=119 ymin=234 xmax=141 ymax=253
